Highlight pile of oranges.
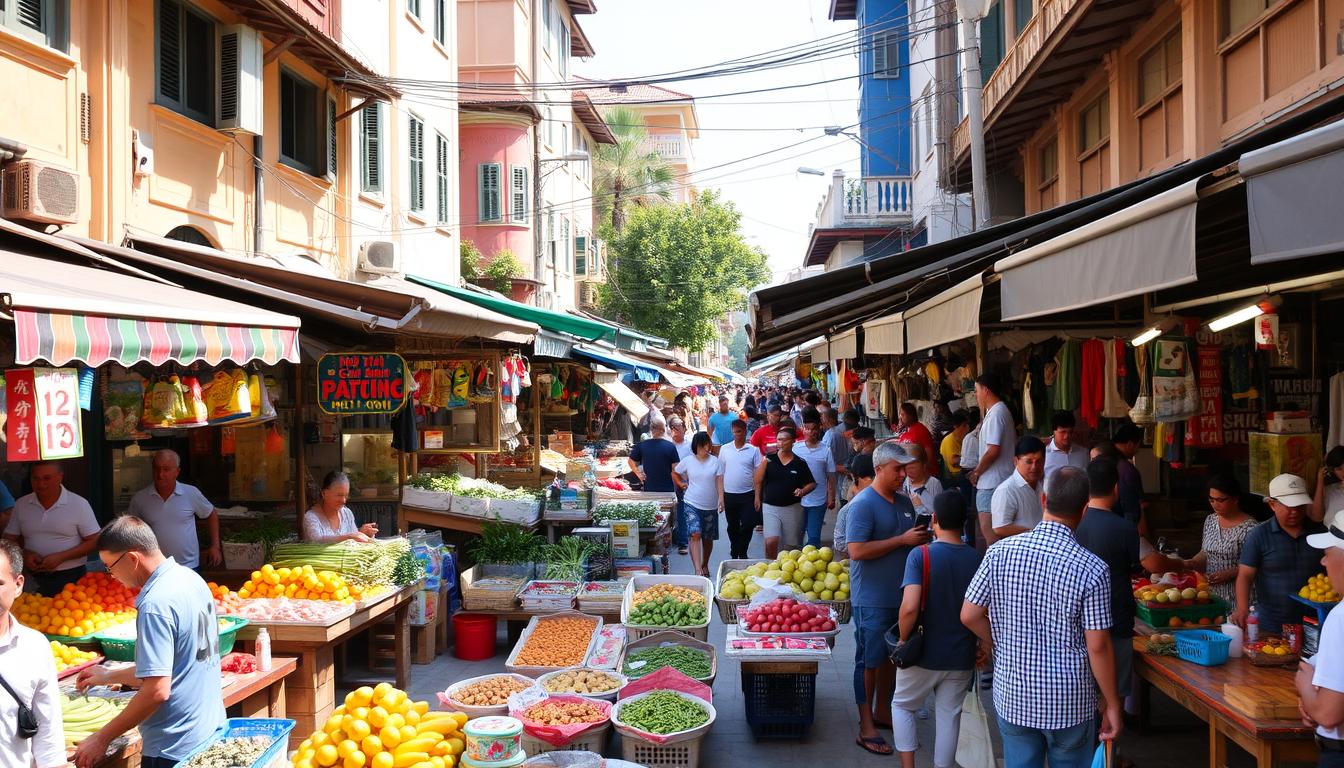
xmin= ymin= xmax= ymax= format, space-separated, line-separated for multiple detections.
xmin=13 ymin=572 xmax=138 ymax=638
xmin=235 ymin=564 xmax=357 ymax=603
xmin=291 ymin=682 xmax=467 ymax=768
xmin=50 ymin=640 xmax=100 ymax=671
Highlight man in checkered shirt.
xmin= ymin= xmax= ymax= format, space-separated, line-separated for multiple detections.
xmin=961 ymin=465 xmax=1123 ymax=767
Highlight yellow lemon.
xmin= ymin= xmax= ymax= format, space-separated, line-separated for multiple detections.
xmin=337 ymin=740 xmax=359 ymax=760
xmin=348 ymin=720 xmax=372 ymax=742
xmin=360 ymin=735 xmax=382 ymax=756
xmin=372 ymin=754 xmax=394 ymax=768
xmin=316 ymin=744 xmax=340 ymax=768
xmin=379 ymin=725 xmax=402 ymax=749
xmin=344 ymin=751 xmax=367 ymax=768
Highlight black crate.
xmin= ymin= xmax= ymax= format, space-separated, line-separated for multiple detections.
xmin=741 ymin=670 xmax=816 ymax=739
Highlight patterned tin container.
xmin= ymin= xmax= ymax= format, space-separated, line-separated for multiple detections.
xmin=464 ymin=716 xmax=525 ymax=765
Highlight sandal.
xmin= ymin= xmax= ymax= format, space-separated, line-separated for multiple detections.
xmin=855 ymin=736 xmax=892 ymax=755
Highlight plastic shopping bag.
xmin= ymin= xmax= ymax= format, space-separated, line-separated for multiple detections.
xmin=955 ymin=672 xmax=996 ymax=768
xmin=1091 ymin=740 xmax=1113 ymax=768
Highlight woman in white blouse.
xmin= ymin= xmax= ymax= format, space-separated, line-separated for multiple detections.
xmin=303 ymin=471 xmax=378 ymax=543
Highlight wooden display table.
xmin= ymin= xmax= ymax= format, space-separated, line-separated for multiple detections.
xmin=401 ymin=504 xmax=540 ymax=535
xmin=1132 ymin=637 xmax=1317 ymax=768
xmin=236 ymin=586 xmax=415 ymax=745
xmin=89 ymin=657 xmax=297 ymax=767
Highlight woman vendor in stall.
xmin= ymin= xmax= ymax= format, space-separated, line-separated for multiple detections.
xmin=303 ymin=471 xmax=379 ymax=543
xmin=1185 ymin=474 xmax=1258 ymax=604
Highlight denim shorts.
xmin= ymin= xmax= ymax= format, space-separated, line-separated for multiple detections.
xmin=975 ymin=488 xmax=996 ymax=514
xmin=853 ymin=605 xmax=901 ymax=669
xmin=684 ymin=505 xmax=720 ymax=540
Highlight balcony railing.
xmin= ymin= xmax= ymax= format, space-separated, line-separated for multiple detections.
xmin=953 ymin=0 xmax=1084 ymax=159
xmin=813 ymin=171 xmax=914 ymax=230
xmin=648 ymin=133 xmax=688 ymax=161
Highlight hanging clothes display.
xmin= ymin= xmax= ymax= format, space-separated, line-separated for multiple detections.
xmin=1101 ymin=339 xmax=1131 ymax=418
xmin=862 ymin=378 xmax=888 ymax=420
xmin=1079 ymin=339 xmax=1106 ymax=428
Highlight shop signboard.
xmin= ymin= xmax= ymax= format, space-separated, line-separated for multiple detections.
xmin=1187 ymin=345 xmax=1225 ymax=447
xmin=5 ymin=368 xmax=38 ymax=462
xmin=317 ymin=352 xmax=408 ymax=414
xmin=33 ymin=368 xmax=83 ymax=460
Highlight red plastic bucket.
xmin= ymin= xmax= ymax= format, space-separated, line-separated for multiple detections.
xmin=452 ymin=613 xmax=498 ymax=660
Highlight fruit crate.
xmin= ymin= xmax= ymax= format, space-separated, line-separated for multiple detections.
xmin=175 ymin=717 xmax=296 ymax=768
xmin=741 ymin=669 xmax=816 ymax=739
xmin=713 ymin=559 xmax=851 ymax=625
xmin=1174 ymin=629 xmax=1232 ymax=667
xmin=1135 ymin=596 xmax=1229 ymax=629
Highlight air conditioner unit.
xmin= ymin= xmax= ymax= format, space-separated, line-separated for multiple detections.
xmin=358 ymin=240 xmax=400 ymax=275
xmin=578 ymin=282 xmax=599 ymax=309
xmin=216 ymin=25 xmax=264 ymax=135
xmin=2 ymin=160 xmax=79 ymax=225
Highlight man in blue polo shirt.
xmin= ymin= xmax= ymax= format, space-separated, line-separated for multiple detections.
xmin=72 ymin=517 xmax=223 ymax=768
xmin=707 ymin=394 xmax=738 ymax=448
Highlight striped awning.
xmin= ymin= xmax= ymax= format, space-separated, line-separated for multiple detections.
xmin=13 ymin=310 xmax=299 ymax=367
xmin=4 ymin=249 xmax=302 ymax=367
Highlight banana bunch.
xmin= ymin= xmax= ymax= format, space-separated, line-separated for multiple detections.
xmin=61 ymin=694 xmax=127 ymax=747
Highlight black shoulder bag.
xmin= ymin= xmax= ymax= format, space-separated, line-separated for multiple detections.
xmin=0 ymin=671 xmax=40 ymax=739
xmin=886 ymin=544 xmax=931 ymax=669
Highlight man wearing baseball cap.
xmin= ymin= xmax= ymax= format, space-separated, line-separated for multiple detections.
xmin=1299 ymin=508 xmax=1344 ymax=761
xmin=1232 ymin=473 xmax=1327 ymax=634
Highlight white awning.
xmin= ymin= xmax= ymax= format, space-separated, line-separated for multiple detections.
xmin=598 ymin=379 xmax=648 ymax=424
xmin=863 ymin=313 xmax=904 ymax=355
xmin=830 ymin=328 xmax=858 ymax=360
xmin=903 ymin=274 xmax=984 ymax=354
xmin=1240 ymin=117 xmax=1344 ymax=264
xmin=994 ymin=178 xmax=1201 ymax=321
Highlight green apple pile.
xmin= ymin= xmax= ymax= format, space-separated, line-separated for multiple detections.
xmin=718 ymin=545 xmax=850 ymax=602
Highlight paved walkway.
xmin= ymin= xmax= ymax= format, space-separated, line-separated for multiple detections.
xmin=391 ymin=522 xmax=1259 ymax=767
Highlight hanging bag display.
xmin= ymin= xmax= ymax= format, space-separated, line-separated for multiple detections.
xmin=1129 ymin=345 xmax=1154 ymax=426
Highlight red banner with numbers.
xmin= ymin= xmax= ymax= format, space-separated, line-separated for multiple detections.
xmin=1187 ymin=346 xmax=1225 ymax=447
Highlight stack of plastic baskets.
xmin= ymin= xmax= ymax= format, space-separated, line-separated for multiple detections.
xmin=741 ymin=669 xmax=817 ymax=739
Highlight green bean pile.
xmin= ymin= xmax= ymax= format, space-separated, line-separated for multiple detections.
xmin=617 ymin=690 xmax=709 ymax=734
xmin=622 ymin=646 xmax=712 ymax=680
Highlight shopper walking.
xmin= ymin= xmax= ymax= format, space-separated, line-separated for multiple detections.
xmin=962 ymin=466 xmax=1122 ymax=768
xmin=0 ymin=540 xmax=65 ymax=768
xmin=707 ymin=394 xmax=738 ymax=448
xmin=1297 ymin=507 xmax=1344 ymax=766
xmin=750 ymin=405 xmax=785 ymax=455
xmin=673 ymin=433 xmax=724 ymax=577
xmin=833 ymin=453 xmax=875 ymax=558
xmin=1186 ymin=474 xmax=1258 ymax=604
xmin=889 ymin=491 xmax=981 ymax=768
xmin=73 ymin=517 xmax=225 ymax=768
xmin=967 ymin=374 xmax=1016 ymax=549
xmin=720 ymin=420 xmax=762 ymax=559
xmin=666 ymin=417 xmax=694 ymax=555
xmin=990 ymin=436 xmax=1046 ymax=538
xmin=3 ymin=462 xmax=100 ymax=596
xmin=753 ymin=425 xmax=815 ymax=559
xmin=127 ymin=449 xmax=224 ymax=571
xmin=794 ymin=409 xmax=837 ymax=548
xmin=1232 ymin=473 xmax=1327 ymax=634
xmin=847 ymin=441 xmax=928 ymax=756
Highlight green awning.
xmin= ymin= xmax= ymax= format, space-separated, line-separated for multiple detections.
xmin=408 ymin=275 xmax=616 ymax=342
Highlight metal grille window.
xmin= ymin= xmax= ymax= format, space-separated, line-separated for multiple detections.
xmin=435 ymin=132 xmax=450 ymax=224
xmin=479 ymin=163 xmax=502 ymax=223
xmin=408 ymin=115 xmax=425 ymax=212
xmin=360 ymin=103 xmax=383 ymax=193
xmin=1 ymin=0 xmax=67 ymax=51
xmin=510 ymin=165 xmax=529 ymax=224
xmin=156 ymin=0 xmax=215 ymax=124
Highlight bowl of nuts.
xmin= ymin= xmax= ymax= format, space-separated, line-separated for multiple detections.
xmin=536 ymin=667 xmax=627 ymax=701
xmin=440 ymin=673 xmax=541 ymax=717
xmin=513 ymin=694 xmax=612 ymax=751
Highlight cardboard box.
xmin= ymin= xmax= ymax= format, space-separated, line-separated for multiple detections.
xmin=610 ymin=520 xmax=639 ymax=558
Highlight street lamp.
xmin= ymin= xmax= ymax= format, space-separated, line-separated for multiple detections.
xmin=796 ymin=167 xmax=826 ymax=176
xmin=821 ymin=126 xmax=902 ymax=175
xmin=954 ymin=0 xmax=993 ymax=229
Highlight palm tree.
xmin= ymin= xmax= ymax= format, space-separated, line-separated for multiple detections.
xmin=592 ymin=106 xmax=676 ymax=233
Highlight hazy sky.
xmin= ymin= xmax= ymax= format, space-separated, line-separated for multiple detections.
xmin=575 ymin=0 xmax=861 ymax=286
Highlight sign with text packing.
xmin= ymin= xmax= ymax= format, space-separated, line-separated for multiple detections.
xmin=317 ymin=353 xmax=408 ymax=415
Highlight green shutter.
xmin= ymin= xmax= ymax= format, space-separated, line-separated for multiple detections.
xmin=361 ymin=104 xmax=382 ymax=193
xmin=510 ymin=165 xmax=528 ymax=223
xmin=409 ymin=117 xmax=424 ymax=212
xmin=575 ymin=235 xmax=587 ymax=275
xmin=479 ymin=163 xmax=501 ymax=222
xmin=436 ymin=133 xmax=449 ymax=224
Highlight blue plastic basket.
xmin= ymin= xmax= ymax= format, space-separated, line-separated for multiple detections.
xmin=1174 ymin=629 xmax=1232 ymax=666
xmin=176 ymin=718 xmax=295 ymax=768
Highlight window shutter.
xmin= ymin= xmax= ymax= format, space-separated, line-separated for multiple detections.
xmin=436 ymin=133 xmax=449 ymax=224
xmin=16 ymin=0 xmax=44 ymax=31
xmin=361 ymin=104 xmax=382 ymax=193
xmin=873 ymin=33 xmax=887 ymax=77
xmin=510 ymin=165 xmax=528 ymax=223
xmin=408 ymin=117 xmax=424 ymax=211
xmin=479 ymin=163 xmax=501 ymax=222
xmin=575 ymin=235 xmax=587 ymax=275
xmin=158 ymin=0 xmax=182 ymax=104
xmin=434 ymin=0 xmax=446 ymax=43
xmin=326 ymin=95 xmax=338 ymax=179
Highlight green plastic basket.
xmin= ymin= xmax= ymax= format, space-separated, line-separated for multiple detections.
xmin=1135 ymin=596 xmax=1229 ymax=629
xmin=95 ymin=615 xmax=250 ymax=662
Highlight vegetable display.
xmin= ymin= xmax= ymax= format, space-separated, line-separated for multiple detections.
xmin=541 ymin=537 xmax=604 ymax=581
xmin=616 ymin=691 xmax=709 ymax=734
xmin=622 ymin=646 xmax=712 ymax=680
xmin=270 ymin=539 xmax=418 ymax=588
xmin=235 ymin=564 xmax=360 ymax=603
xmin=514 ymin=616 xmax=598 ymax=668
xmin=13 ymin=572 xmax=138 ymax=637
xmin=627 ymin=596 xmax=708 ymax=627
xmin=469 ymin=521 xmax=545 ymax=565
xmin=61 ymin=695 xmax=129 ymax=747
xmin=290 ymin=683 xmax=468 ymax=768
xmin=409 ymin=473 xmax=537 ymax=501
xmin=540 ymin=669 xmax=621 ymax=695
xmin=741 ymin=598 xmax=836 ymax=634
xmin=450 ymin=676 xmax=535 ymax=706
xmin=223 ymin=517 xmax=293 ymax=547
xmin=521 ymin=700 xmax=606 ymax=726
xmin=718 ymin=546 xmax=850 ymax=602
xmin=50 ymin=640 xmax=99 ymax=671
xmin=180 ymin=736 xmax=271 ymax=768
xmin=592 ymin=502 xmax=661 ymax=528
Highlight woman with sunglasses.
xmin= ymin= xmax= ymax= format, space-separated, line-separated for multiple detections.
xmin=1186 ymin=474 xmax=1257 ymax=603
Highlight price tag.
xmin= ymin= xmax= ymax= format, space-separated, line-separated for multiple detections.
xmin=34 ymin=367 xmax=83 ymax=459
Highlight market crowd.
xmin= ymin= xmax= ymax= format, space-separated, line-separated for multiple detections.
xmin=624 ymin=379 xmax=1344 ymax=768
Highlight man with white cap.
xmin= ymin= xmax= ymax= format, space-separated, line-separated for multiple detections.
xmin=1298 ymin=505 xmax=1344 ymax=765
xmin=1232 ymin=473 xmax=1327 ymax=634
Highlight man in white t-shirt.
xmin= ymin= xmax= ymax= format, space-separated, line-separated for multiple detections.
xmin=3 ymin=463 xmax=100 ymax=596
xmin=1298 ymin=507 xmax=1344 ymax=763
xmin=0 ymin=540 xmax=66 ymax=768
xmin=991 ymin=436 xmax=1046 ymax=538
xmin=719 ymin=419 xmax=762 ymax=559
xmin=967 ymin=374 xmax=1016 ymax=549
xmin=127 ymin=450 xmax=223 ymax=573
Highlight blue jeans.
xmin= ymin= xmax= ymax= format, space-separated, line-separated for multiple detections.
xmin=800 ymin=504 xmax=826 ymax=548
xmin=673 ymin=489 xmax=688 ymax=548
xmin=997 ymin=716 xmax=1094 ymax=768
xmin=852 ymin=605 xmax=900 ymax=704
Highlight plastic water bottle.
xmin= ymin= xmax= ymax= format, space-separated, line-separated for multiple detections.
xmin=255 ymin=627 xmax=272 ymax=673
xmin=1246 ymin=606 xmax=1259 ymax=644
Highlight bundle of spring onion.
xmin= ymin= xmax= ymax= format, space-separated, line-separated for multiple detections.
xmin=269 ymin=537 xmax=418 ymax=587
xmin=541 ymin=537 xmax=605 ymax=581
